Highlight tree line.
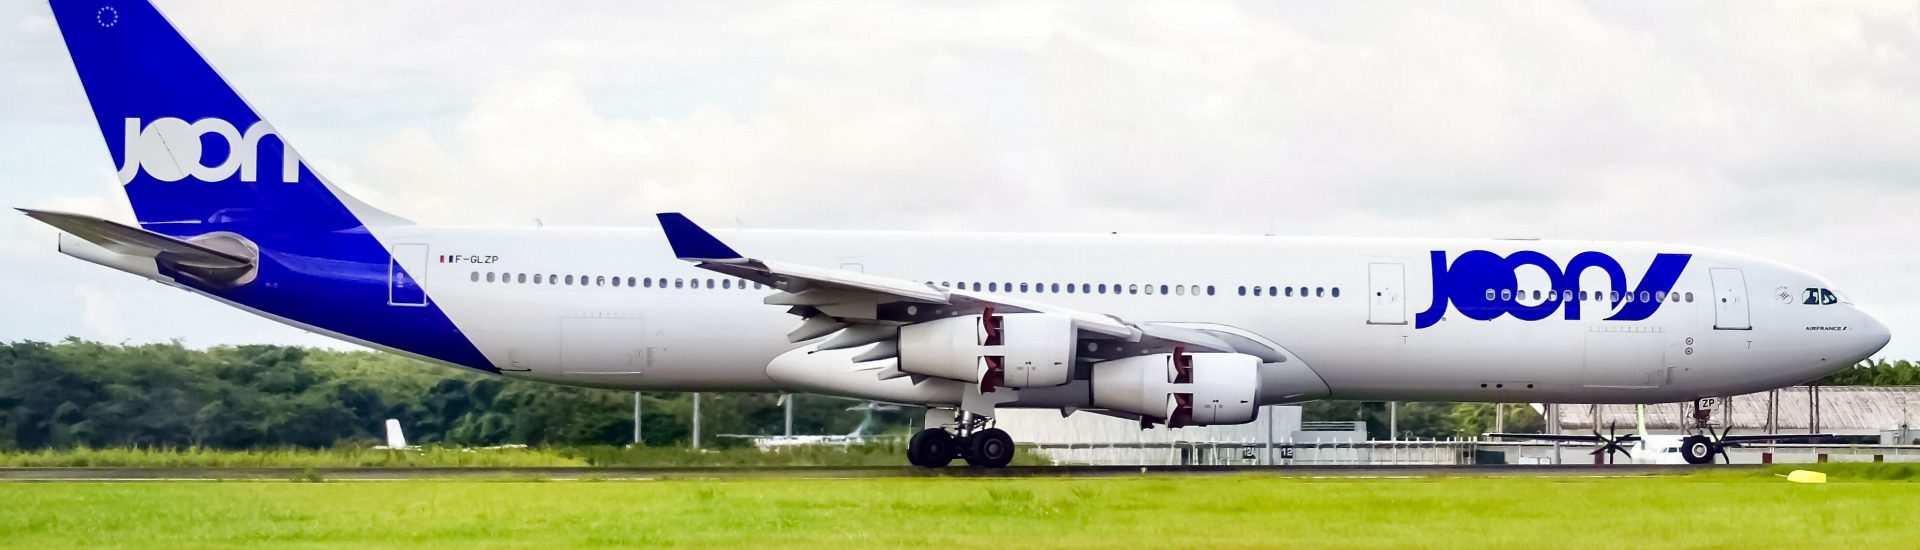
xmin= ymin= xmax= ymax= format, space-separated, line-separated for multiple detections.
xmin=0 ymin=340 xmax=1903 ymax=450
xmin=0 ymin=340 xmax=908 ymax=450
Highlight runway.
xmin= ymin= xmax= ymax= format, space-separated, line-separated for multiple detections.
xmin=0 ymin=464 xmax=1744 ymax=481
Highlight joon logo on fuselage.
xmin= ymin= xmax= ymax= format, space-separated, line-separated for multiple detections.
xmin=1413 ymin=250 xmax=1690 ymax=329
xmin=117 ymin=117 xmax=306 ymax=185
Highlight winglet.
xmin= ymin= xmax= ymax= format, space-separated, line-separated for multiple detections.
xmin=656 ymin=212 xmax=744 ymax=260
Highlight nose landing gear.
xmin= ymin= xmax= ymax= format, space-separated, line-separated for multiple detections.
xmin=907 ymin=410 xmax=1016 ymax=468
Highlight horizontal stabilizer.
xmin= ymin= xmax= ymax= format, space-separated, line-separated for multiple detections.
xmin=20 ymin=209 xmax=252 ymax=268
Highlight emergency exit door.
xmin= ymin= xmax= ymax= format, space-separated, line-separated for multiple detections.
xmin=389 ymin=244 xmax=429 ymax=306
xmin=1368 ymin=263 xmax=1407 ymax=325
xmin=1709 ymin=268 xmax=1750 ymax=330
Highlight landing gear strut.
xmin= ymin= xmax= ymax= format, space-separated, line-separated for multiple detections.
xmin=1681 ymin=398 xmax=1730 ymax=465
xmin=908 ymin=410 xmax=1015 ymax=468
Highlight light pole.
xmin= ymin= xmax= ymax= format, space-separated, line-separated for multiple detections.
xmin=632 ymin=391 xmax=642 ymax=446
xmin=691 ymin=392 xmax=702 ymax=450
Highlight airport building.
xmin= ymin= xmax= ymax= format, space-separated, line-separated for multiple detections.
xmin=1555 ymin=386 xmax=1920 ymax=444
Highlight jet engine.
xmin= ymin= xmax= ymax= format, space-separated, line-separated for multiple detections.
xmin=897 ymin=312 xmax=1076 ymax=390
xmin=1091 ymin=351 xmax=1259 ymax=426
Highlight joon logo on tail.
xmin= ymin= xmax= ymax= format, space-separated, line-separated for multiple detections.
xmin=117 ymin=117 xmax=306 ymax=185
xmin=1413 ymin=250 xmax=1690 ymax=329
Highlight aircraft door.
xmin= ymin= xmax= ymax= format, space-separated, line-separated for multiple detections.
xmin=1709 ymin=268 xmax=1751 ymax=330
xmin=388 ymin=243 xmax=429 ymax=306
xmin=1367 ymin=263 xmax=1407 ymax=325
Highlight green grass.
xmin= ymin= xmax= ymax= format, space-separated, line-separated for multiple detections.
xmin=0 ymin=443 xmax=1049 ymax=468
xmin=0 ymin=470 xmax=1915 ymax=548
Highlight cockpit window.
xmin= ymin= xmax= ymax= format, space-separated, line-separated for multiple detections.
xmin=1802 ymin=288 xmax=1840 ymax=305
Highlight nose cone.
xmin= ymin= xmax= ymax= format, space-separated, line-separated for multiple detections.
xmin=1860 ymin=309 xmax=1893 ymax=357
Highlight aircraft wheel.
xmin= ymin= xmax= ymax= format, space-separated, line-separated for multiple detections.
xmin=964 ymin=428 xmax=1016 ymax=468
xmin=1680 ymin=435 xmax=1715 ymax=465
xmin=908 ymin=429 xmax=955 ymax=468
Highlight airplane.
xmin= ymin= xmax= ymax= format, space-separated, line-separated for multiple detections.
xmin=1487 ymin=405 xmax=1830 ymax=465
xmin=722 ymin=401 xmax=900 ymax=449
xmin=372 ymin=419 xmax=418 ymax=451
xmin=26 ymin=0 xmax=1891 ymax=468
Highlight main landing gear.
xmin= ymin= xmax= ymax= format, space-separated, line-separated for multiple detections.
xmin=907 ymin=411 xmax=1015 ymax=468
xmin=1680 ymin=398 xmax=1731 ymax=465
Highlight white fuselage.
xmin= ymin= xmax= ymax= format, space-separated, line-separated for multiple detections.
xmin=343 ymin=225 xmax=1887 ymax=408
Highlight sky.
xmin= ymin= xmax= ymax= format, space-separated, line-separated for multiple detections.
xmin=2 ymin=1 xmax=1918 ymax=358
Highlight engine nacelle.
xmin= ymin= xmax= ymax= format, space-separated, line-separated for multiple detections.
xmin=1091 ymin=352 xmax=1260 ymax=426
xmin=897 ymin=312 xmax=1077 ymax=389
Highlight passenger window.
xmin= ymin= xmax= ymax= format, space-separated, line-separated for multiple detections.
xmin=1638 ymin=291 xmax=1649 ymax=303
xmin=564 ymin=275 xmax=574 ymax=285
xmin=1268 ymin=286 xmax=1277 ymax=297
xmin=706 ymin=279 xmax=715 ymax=289
xmin=1051 ymin=283 xmax=1060 ymax=293
xmin=1066 ymin=284 xmax=1075 ymax=294
xmin=1239 ymin=286 xmax=1248 ymax=296
xmin=1098 ymin=284 xmax=1108 ymax=294
xmin=1129 ymin=284 xmax=1139 ymax=295
xmin=1609 ymin=291 xmax=1620 ymax=302
xmin=1685 ymin=292 xmax=1694 ymax=302
xmin=628 ymin=277 xmax=637 ymax=287
xmin=642 ymin=278 xmax=652 ymax=288
xmin=1254 ymin=286 xmax=1263 ymax=296
xmin=470 ymin=272 xmax=479 ymax=282
xmin=1020 ymin=283 xmax=1029 ymax=293
xmin=517 ymin=273 xmax=527 ymax=284
xmin=534 ymin=274 xmax=544 ymax=284
xmin=1500 ymin=289 xmax=1512 ymax=301
xmin=486 ymin=272 xmax=496 ymax=283
xmin=1175 ymin=285 xmax=1186 ymax=296
xmin=1145 ymin=285 xmax=1154 ymax=295
xmin=1160 ymin=285 xmax=1169 ymax=295
xmin=674 ymin=278 xmax=684 ymax=289
xmin=989 ymin=282 xmax=998 ymax=292
xmin=1317 ymin=287 xmax=1326 ymax=298
xmin=1328 ymin=287 xmax=1337 ymax=298
xmin=612 ymin=277 xmax=622 ymax=287
xmin=1487 ymin=289 xmax=1497 ymax=300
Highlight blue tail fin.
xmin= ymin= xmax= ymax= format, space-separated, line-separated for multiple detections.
xmin=48 ymin=0 xmax=401 ymax=230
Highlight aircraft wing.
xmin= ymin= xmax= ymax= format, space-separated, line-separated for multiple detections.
xmin=656 ymin=212 xmax=1235 ymax=361
xmin=20 ymin=208 xmax=252 ymax=269
xmin=1719 ymin=433 xmax=1832 ymax=444
xmin=1483 ymin=433 xmax=1639 ymax=444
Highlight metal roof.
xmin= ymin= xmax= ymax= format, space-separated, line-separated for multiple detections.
xmin=1552 ymin=386 xmax=1920 ymax=435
